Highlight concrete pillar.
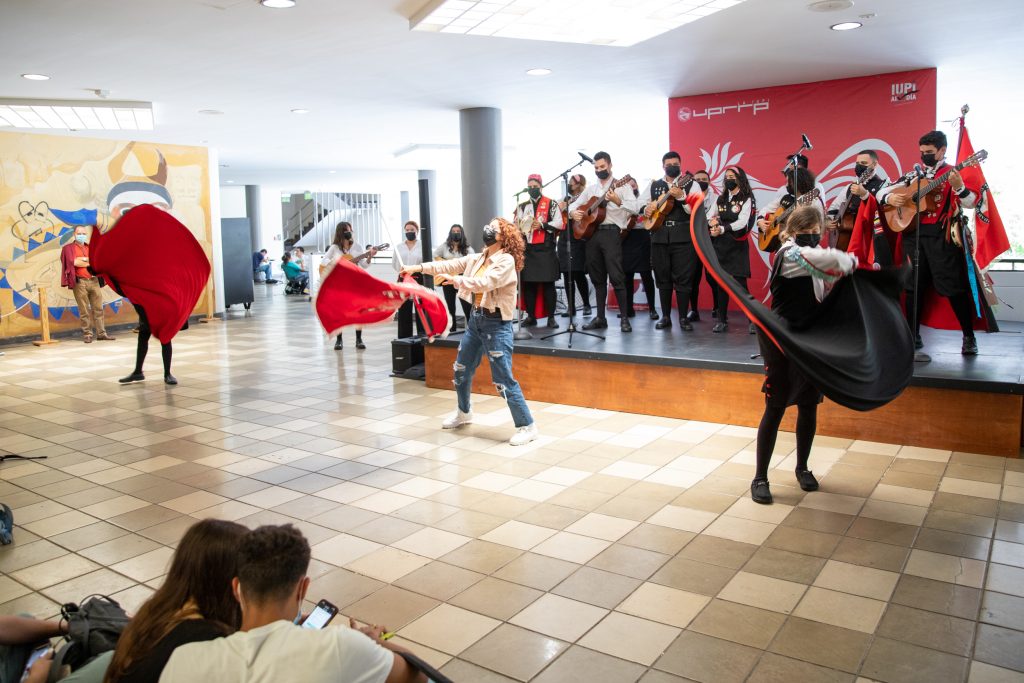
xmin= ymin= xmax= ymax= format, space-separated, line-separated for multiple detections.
xmin=244 ymin=185 xmax=261 ymax=252
xmin=459 ymin=107 xmax=502 ymax=251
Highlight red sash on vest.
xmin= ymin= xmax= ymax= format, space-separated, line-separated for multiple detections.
xmin=529 ymin=197 xmax=551 ymax=245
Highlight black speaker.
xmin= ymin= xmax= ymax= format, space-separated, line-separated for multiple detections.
xmin=391 ymin=338 xmax=424 ymax=375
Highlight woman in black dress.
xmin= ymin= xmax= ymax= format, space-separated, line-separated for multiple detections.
xmin=556 ymin=174 xmax=592 ymax=318
xmin=709 ymin=166 xmax=757 ymax=334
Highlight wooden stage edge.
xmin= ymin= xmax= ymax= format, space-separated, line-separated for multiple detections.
xmin=424 ymin=346 xmax=1022 ymax=458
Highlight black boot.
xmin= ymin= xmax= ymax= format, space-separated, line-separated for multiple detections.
xmin=356 ymin=331 xmax=366 ymax=350
xmin=334 ymin=335 xmax=343 ymax=350
xmin=962 ymin=334 xmax=978 ymax=355
xmin=547 ymin=316 xmax=559 ymax=329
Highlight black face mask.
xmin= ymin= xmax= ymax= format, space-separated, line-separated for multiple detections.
xmin=921 ymin=152 xmax=938 ymax=167
xmin=482 ymin=225 xmax=498 ymax=246
xmin=405 ymin=231 xmax=417 ymax=241
xmin=450 ymin=232 xmax=463 ymax=242
xmin=528 ymin=187 xmax=541 ymax=200
xmin=697 ymin=180 xmax=710 ymax=192
xmin=595 ymin=170 xmax=610 ymax=180
xmin=725 ymin=179 xmax=738 ymax=191
xmin=854 ymin=164 xmax=870 ymax=178
xmin=664 ymin=165 xmax=681 ymax=178
xmin=342 ymin=232 xmax=352 ymax=241
xmin=794 ymin=233 xmax=820 ymax=248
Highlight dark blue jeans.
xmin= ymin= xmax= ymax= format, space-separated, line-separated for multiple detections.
xmin=454 ymin=310 xmax=533 ymax=428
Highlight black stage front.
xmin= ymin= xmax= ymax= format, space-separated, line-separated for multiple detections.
xmin=432 ymin=313 xmax=1024 ymax=396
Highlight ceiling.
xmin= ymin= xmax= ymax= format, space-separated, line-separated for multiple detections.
xmin=2 ymin=0 xmax=1021 ymax=181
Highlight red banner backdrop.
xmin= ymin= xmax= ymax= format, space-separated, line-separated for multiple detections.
xmin=669 ymin=68 xmax=936 ymax=304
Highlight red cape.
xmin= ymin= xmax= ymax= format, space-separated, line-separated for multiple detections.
xmin=89 ymin=205 xmax=210 ymax=344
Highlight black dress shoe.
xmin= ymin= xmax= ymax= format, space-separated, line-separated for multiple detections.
xmin=546 ymin=316 xmax=559 ymax=329
xmin=795 ymin=469 xmax=819 ymax=491
xmin=164 ymin=374 xmax=178 ymax=386
xmin=686 ymin=311 xmax=700 ymax=323
xmin=620 ymin=319 xmax=632 ymax=333
xmin=655 ymin=319 xmax=671 ymax=330
xmin=119 ymin=372 xmax=145 ymax=384
xmin=962 ymin=335 xmax=978 ymax=355
xmin=522 ymin=316 xmax=537 ymax=327
xmin=751 ymin=479 xmax=773 ymax=504
xmin=334 ymin=338 xmax=343 ymax=350
xmin=583 ymin=306 xmax=593 ymax=316
xmin=681 ymin=320 xmax=693 ymax=331
xmin=712 ymin=322 xmax=728 ymax=333
xmin=650 ymin=310 xmax=659 ymax=321
xmin=356 ymin=340 xmax=366 ymax=350
xmin=583 ymin=317 xmax=607 ymax=330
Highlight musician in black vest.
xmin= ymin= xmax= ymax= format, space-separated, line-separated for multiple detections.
xmin=687 ymin=169 xmax=720 ymax=323
xmin=828 ymin=150 xmax=888 ymax=254
xmin=569 ymin=151 xmax=638 ymax=333
xmin=621 ymin=176 xmax=659 ymax=323
xmin=556 ymin=174 xmax=592 ymax=318
xmin=516 ymin=174 xmax=562 ymax=329
xmin=878 ymin=130 xmax=980 ymax=355
xmin=710 ymin=166 xmax=757 ymax=334
xmin=640 ymin=152 xmax=697 ymax=330
xmin=757 ymin=167 xmax=821 ymax=250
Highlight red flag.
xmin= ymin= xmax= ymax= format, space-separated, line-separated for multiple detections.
xmin=89 ymin=205 xmax=210 ymax=344
xmin=958 ymin=124 xmax=1009 ymax=269
xmin=846 ymin=195 xmax=877 ymax=264
xmin=315 ymin=259 xmax=450 ymax=339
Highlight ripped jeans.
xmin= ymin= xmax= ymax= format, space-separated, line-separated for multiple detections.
xmin=453 ymin=309 xmax=533 ymax=428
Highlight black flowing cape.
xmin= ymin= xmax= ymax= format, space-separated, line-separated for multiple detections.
xmin=687 ymin=195 xmax=913 ymax=411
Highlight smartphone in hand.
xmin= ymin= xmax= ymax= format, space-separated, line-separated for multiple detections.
xmin=301 ymin=599 xmax=339 ymax=629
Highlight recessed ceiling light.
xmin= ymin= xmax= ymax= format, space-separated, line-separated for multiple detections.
xmin=808 ymin=0 xmax=853 ymax=11
xmin=328 ymin=170 xmax=336 ymax=174
xmin=21 ymin=74 xmax=50 ymax=81
xmin=198 ymin=109 xmax=224 ymax=115
xmin=226 ymin=180 xmax=235 ymax=184
xmin=526 ymin=68 xmax=552 ymax=77
xmin=0 ymin=98 xmax=154 ymax=130
xmin=260 ymin=0 xmax=296 ymax=7
xmin=830 ymin=21 xmax=862 ymax=30
xmin=291 ymin=108 xmax=310 ymax=114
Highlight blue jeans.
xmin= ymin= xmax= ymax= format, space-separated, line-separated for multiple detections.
xmin=255 ymin=263 xmax=272 ymax=281
xmin=454 ymin=310 xmax=533 ymax=428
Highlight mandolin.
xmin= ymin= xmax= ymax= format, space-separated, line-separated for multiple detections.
xmin=758 ymin=188 xmax=820 ymax=252
xmin=647 ymin=171 xmax=694 ymax=231
xmin=571 ymin=175 xmax=634 ymax=240
xmin=321 ymin=243 xmax=388 ymax=276
xmin=881 ymin=150 xmax=987 ymax=232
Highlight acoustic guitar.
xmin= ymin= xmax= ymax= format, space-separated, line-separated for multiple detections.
xmin=320 ymin=243 xmax=388 ymax=276
xmin=571 ymin=175 xmax=634 ymax=240
xmin=830 ymin=168 xmax=877 ymax=251
xmin=647 ymin=171 xmax=694 ymax=231
xmin=758 ymin=188 xmax=821 ymax=252
xmin=881 ymin=150 xmax=987 ymax=232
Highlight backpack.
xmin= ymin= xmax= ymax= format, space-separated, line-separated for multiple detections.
xmin=47 ymin=595 xmax=131 ymax=682
xmin=0 ymin=503 xmax=12 ymax=545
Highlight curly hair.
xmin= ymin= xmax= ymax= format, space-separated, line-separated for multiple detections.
xmin=492 ymin=217 xmax=525 ymax=271
xmin=238 ymin=524 xmax=311 ymax=603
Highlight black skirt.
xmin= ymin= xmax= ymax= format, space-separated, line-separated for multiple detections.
xmin=621 ymin=229 xmax=652 ymax=272
xmin=522 ymin=238 xmax=560 ymax=282
xmin=557 ymin=232 xmax=587 ymax=273
xmin=712 ymin=232 xmax=751 ymax=278
xmin=758 ymin=331 xmax=823 ymax=408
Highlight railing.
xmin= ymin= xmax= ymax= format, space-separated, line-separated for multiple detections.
xmin=988 ymin=256 xmax=1024 ymax=272
xmin=291 ymin=192 xmax=388 ymax=253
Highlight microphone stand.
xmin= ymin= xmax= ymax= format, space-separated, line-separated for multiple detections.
xmin=910 ymin=169 xmax=930 ymax=363
xmin=512 ymin=188 xmax=533 ymax=341
xmin=541 ymin=157 xmax=604 ymax=348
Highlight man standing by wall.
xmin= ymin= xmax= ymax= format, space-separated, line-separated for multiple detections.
xmin=60 ymin=226 xmax=115 ymax=343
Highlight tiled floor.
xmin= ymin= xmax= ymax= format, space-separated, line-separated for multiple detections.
xmin=1 ymin=285 xmax=1024 ymax=682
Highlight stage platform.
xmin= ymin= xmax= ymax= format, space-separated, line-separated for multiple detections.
xmin=424 ymin=314 xmax=1024 ymax=457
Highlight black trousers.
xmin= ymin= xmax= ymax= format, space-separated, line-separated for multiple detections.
xmin=652 ymin=241 xmax=697 ymax=319
xmin=688 ymin=259 xmax=720 ymax=314
xmin=562 ymin=271 xmax=591 ymax=315
xmin=522 ymin=281 xmax=556 ymax=319
xmin=442 ymin=284 xmax=472 ymax=328
xmin=586 ymin=227 xmax=627 ymax=319
xmin=902 ymin=231 xmax=975 ymax=337
xmin=624 ymin=270 xmax=657 ymax=315
xmin=132 ymin=304 xmax=172 ymax=376
xmin=714 ymin=276 xmax=749 ymax=323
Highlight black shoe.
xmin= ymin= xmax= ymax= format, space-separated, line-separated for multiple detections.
xmin=914 ymin=335 xmax=923 ymax=350
xmin=751 ymin=479 xmax=773 ymax=504
xmin=712 ymin=322 xmax=728 ymax=333
xmin=266 ymin=279 xmax=279 ymax=284
xmin=522 ymin=316 xmax=537 ymax=327
xmin=356 ymin=340 xmax=366 ymax=350
xmin=583 ymin=317 xmax=607 ymax=330
xmin=711 ymin=309 xmax=719 ymax=320
xmin=796 ymin=469 xmax=819 ymax=491
xmin=628 ymin=309 xmax=636 ymax=318
xmin=655 ymin=319 xmax=671 ymax=330
xmin=164 ymin=374 xmax=178 ymax=386
xmin=119 ymin=372 xmax=145 ymax=384
xmin=334 ymin=340 xmax=343 ymax=350
xmin=583 ymin=306 xmax=593 ymax=317
xmin=749 ymin=323 xmax=757 ymax=335
xmin=620 ymin=319 xmax=632 ymax=333
xmin=681 ymin=320 xmax=693 ymax=331
xmin=962 ymin=335 xmax=978 ymax=355
xmin=546 ymin=316 xmax=559 ymax=328
xmin=561 ymin=312 xmax=572 ymax=318
xmin=686 ymin=311 xmax=700 ymax=323
xmin=650 ymin=310 xmax=659 ymax=321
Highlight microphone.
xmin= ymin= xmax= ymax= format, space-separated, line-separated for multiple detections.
xmin=802 ymin=134 xmax=813 ymax=151
xmin=912 ymin=163 xmax=925 ymax=178
xmin=578 ymin=152 xmax=594 ymax=164
xmin=514 ymin=187 xmax=530 ymax=195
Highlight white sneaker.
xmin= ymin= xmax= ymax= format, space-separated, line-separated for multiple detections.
xmin=442 ymin=410 xmax=473 ymax=429
xmin=509 ymin=423 xmax=538 ymax=446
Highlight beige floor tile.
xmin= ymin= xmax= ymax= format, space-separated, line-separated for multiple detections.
xmin=399 ymin=603 xmax=500 ymax=655
xmin=449 ymin=576 xmax=543 ymax=620
xmin=480 ymin=520 xmax=557 ymax=550
xmin=345 ymin=585 xmax=440 ymax=631
xmin=349 ymin=490 xmax=419 ymax=514
xmin=311 ymin=533 xmax=382 ymax=567
xmin=22 ymin=510 xmax=98 ymax=537
xmin=717 ymin=571 xmax=807 ymax=614
xmin=723 ymin=496 xmax=794 ymax=525
xmin=647 ymin=505 xmax=718 ymax=532
xmin=393 ymin=527 xmax=471 ymax=559
xmin=237 ymin=485 xmax=304 ymax=508
xmin=904 ymin=548 xmax=987 ymax=588
xmin=871 ymin=483 xmax=936 ymax=508
xmin=531 ymin=645 xmax=646 ymax=683
xmin=991 ymin=540 xmax=1024 ymax=569
xmin=11 ymin=554 xmax=101 ymax=590
xmin=493 ymin=553 xmax=579 ymax=592
xmin=509 ymin=593 xmax=608 ymax=642
xmin=109 ymin=546 xmax=174 ymax=582
xmin=813 ymin=560 xmax=900 ymax=600
xmin=0 ymin=575 xmax=32 ymax=604
xmin=159 ymin=490 xmax=229 ymax=514
xmin=616 ymin=582 xmax=709 ymax=628
xmin=531 ymin=532 xmax=611 ymax=564
xmin=564 ymin=512 xmax=640 ymax=541
xmin=703 ymin=516 xmax=777 ymax=545
xmin=343 ymin=546 xmax=431 ymax=583
xmin=387 ymin=476 xmax=452 ymax=498
xmin=689 ymin=598 xmax=786 ymax=650
xmin=578 ymin=612 xmax=681 ymax=666
xmin=439 ymin=540 xmax=522 ymax=574
xmin=793 ymin=586 xmax=887 ymax=633
xmin=312 ymin=481 xmax=379 ymax=504
xmin=939 ymin=477 xmax=1003 ymax=500
xmin=461 ymin=623 xmax=567 ymax=681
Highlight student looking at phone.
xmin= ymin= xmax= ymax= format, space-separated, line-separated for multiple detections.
xmin=159 ymin=524 xmax=425 ymax=683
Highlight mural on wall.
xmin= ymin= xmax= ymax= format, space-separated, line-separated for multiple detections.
xmin=0 ymin=132 xmax=211 ymax=339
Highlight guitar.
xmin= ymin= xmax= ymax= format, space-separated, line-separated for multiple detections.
xmin=647 ymin=172 xmax=694 ymax=231
xmin=321 ymin=243 xmax=388 ymax=276
xmin=571 ymin=175 xmax=635 ymax=240
xmin=758 ymin=188 xmax=821 ymax=252
xmin=881 ymin=150 xmax=987 ymax=232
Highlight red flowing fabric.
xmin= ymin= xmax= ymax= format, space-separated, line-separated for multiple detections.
xmin=89 ymin=205 xmax=210 ymax=344
xmin=847 ymin=195 xmax=901 ymax=267
xmin=957 ymin=124 xmax=1009 ymax=270
xmin=316 ymin=259 xmax=450 ymax=339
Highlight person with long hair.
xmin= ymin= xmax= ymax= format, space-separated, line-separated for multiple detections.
xmin=752 ymin=205 xmax=857 ymax=504
xmin=392 ymin=221 xmax=425 ymax=338
xmin=104 ymin=519 xmax=247 ymax=683
xmin=325 ymin=221 xmax=376 ymax=350
xmin=686 ymin=169 xmax=719 ymax=323
xmin=433 ymin=224 xmax=474 ymax=331
xmin=556 ymin=174 xmax=592 ymax=318
xmin=401 ymin=218 xmax=537 ymax=446
xmin=709 ymin=166 xmax=757 ymax=334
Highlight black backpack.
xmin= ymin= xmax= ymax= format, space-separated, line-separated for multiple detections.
xmin=48 ymin=595 xmax=131 ymax=682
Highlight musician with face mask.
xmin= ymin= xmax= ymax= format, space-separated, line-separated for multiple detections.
xmin=557 ymin=174 xmax=592 ymax=318
xmin=710 ymin=166 xmax=757 ymax=334
xmin=515 ymin=174 xmax=563 ymax=329
xmin=829 ymin=150 xmax=888 ymax=252
xmin=433 ymin=224 xmax=475 ymax=331
xmin=878 ymin=130 xmax=980 ymax=355
xmin=325 ymin=221 xmax=376 ymax=350
xmin=392 ymin=221 xmax=425 ymax=339
xmin=686 ymin=170 xmax=720 ymax=323
xmin=400 ymin=219 xmax=538 ymax=447
xmin=751 ymin=205 xmax=858 ymax=505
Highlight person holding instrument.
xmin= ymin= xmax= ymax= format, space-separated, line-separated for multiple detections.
xmin=710 ymin=166 xmax=757 ymax=334
xmin=557 ymin=174 xmax=592 ymax=318
xmin=433 ymin=224 xmax=474 ymax=331
xmin=515 ymin=174 xmax=562 ymax=329
xmin=325 ymin=221 xmax=376 ymax=350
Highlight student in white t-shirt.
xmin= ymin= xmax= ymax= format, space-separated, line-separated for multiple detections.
xmin=159 ymin=524 xmax=424 ymax=683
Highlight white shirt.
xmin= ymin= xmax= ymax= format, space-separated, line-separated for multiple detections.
xmin=876 ymin=161 xmax=976 ymax=210
xmin=159 ymin=620 xmax=393 ymax=683
xmin=569 ymin=177 xmax=640 ymax=230
xmin=392 ymin=241 xmax=423 ymax=272
xmin=325 ymin=244 xmax=369 ymax=270
xmin=718 ymin=190 xmax=755 ymax=232
xmin=513 ymin=198 xmax=564 ymax=229
xmin=777 ymin=239 xmax=858 ymax=302
xmin=759 ymin=184 xmax=826 ymax=221
xmin=637 ymin=177 xmax=704 ymax=219
xmin=433 ymin=243 xmax=475 ymax=260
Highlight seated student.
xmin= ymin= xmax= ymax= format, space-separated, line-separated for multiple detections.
xmin=252 ymin=249 xmax=277 ymax=284
xmin=160 ymin=524 xmax=425 ymax=683
xmin=0 ymin=616 xmax=65 ymax=683
xmin=281 ymin=253 xmax=308 ymax=291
